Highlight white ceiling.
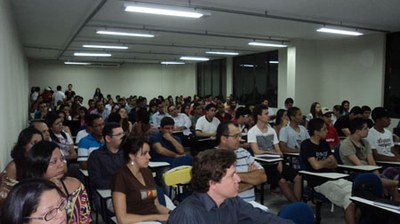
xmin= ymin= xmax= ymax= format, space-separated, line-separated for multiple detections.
xmin=10 ymin=0 xmax=400 ymax=64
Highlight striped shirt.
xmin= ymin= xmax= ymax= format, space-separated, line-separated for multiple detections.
xmin=235 ymin=148 xmax=263 ymax=201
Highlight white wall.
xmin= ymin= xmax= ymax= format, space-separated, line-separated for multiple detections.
xmin=283 ymin=33 xmax=386 ymax=115
xmin=29 ymin=61 xmax=196 ymax=102
xmin=0 ymin=0 xmax=29 ymax=170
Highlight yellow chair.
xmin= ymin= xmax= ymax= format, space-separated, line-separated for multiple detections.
xmin=162 ymin=165 xmax=192 ymax=203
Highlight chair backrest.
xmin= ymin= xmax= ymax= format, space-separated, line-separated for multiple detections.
xmin=162 ymin=165 xmax=192 ymax=186
xmin=278 ymin=202 xmax=315 ymax=224
xmin=334 ymin=144 xmax=343 ymax=165
xmin=352 ymin=173 xmax=383 ymax=199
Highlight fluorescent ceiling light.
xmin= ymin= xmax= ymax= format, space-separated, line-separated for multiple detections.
xmin=269 ymin=61 xmax=279 ymax=64
xmin=161 ymin=61 xmax=186 ymax=65
xmin=206 ymin=51 xmax=239 ymax=56
xmin=316 ymin=27 xmax=363 ymax=36
xmin=83 ymin=44 xmax=128 ymax=50
xmin=64 ymin=62 xmax=91 ymax=65
xmin=124 ymin=4 xmax=207 ymax=18
xmin=180 ymin=56 xmax=209 ymax=61
xmin=248 ymin=42 xmax=287 ymax=48
xmin=96 ymin=30 xmax=154 ymax=38
xmin=240 ymin=64 xmax=256 ymax=68
xmin=74 ymin=52 xmax=111 ymax=57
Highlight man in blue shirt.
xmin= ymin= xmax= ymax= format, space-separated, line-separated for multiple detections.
xmin=168 ymin=149 xmax=292 ymax=224
xmin=78 ymin=114 xmax=105 ymax=170
xmin=149 ymin=117 xmax=192 ymax=168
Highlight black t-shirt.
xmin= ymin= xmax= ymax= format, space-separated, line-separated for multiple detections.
xmin=300 ymin=139 xmax=334 ymax=186
xmin=334 ymin=115 xmax=350 ymax=137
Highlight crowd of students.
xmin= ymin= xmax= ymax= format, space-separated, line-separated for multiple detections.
xmin=1 ymin=84 xmax=400 ymax=223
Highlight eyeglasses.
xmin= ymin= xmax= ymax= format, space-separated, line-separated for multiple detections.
xmin=25 ymin=198 xmax=67 ymax=221
xmin=224 ymin=133 xmax=242 ymax=139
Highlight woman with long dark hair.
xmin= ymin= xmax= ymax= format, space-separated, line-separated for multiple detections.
xmin=26 ymin=141 xmax=91 ymax=223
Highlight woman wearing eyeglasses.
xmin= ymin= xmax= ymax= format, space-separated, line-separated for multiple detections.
xmin=1 ymin=178 xmax=67 ymax=224
xmin=26 ymin=141 xmax=91 ymax=223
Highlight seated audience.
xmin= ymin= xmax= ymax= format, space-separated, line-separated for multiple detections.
xmin=283 ymin=97 xmax=294 ymax=110
xmin=215 ymin=103 xmax=232 ymax=123
xmin=361 ymin=105 xmax=374 ymax=128
xmin=274 ymin=109 xmax=289 ymax=139
xmin=168 ymin=149 xmax=292 ymax=224
xmin=167 ymin=105 xmax=192 ymax=132
xmin=300 ymin=118 xmax=356 ymax=224
xmin=88 ymin=123 xmax=125 ymax=190
xmin=117 ymin=107 xmax=133 ymax=135
xmin=190 ymin=102 xmax=203 ymax=129
xmin=217 ymin=121 xmax=266 ymax=202
xmin=332 ymin=105 xmax=341 ymax=125
xmin=1 ymin=178 xmax=67 ymax=224
xmin=152 ymin=99 xmax=168 ymax=128
xmin=90 ymin=100 xmax=110 ymax=121
xmin=112 ymin=138 xmax=171 ymax=223
xmin=306 ymin=102 xmax=322 ymax=122
xmin=334 ymin=106 xmax=363 ymax=137
xmin=279 ymin=107 xmax=310 ymax=153
xmin=130 ymin=108 xmax=158 ymax=141
xmin=341 ymin=100 xmax=350 ymax=116
xmin=149 ymin=117 xmax=192 ymax=168
xmin=77 ymin=114 xmax=105 ymax=170
xmin=34 ymin=102 xmax=49 ymax=119
xmin=367 ymin=107 xmax=400 ymax=162
xmin=30 ymin=119 xmax=51 ymax=141
xmin=232 ymin=107 xmax=252 ymax=148
xmin=248 ymin=104 xmax=301 ymax=202
xmin=320 ymin=108 xmax=340 ymax=149
xmin=46 ymin=113 xmax=76 ymax=160
xmin=339 ymin=118 xmax=400 ymax=201
xmin=261 ymin=99 xmax=276 ymax=120
xmin=195 ymin=103 xmax=220 ymax=138
xmin=26 ymin=141 xmax=91 ymax=223
xmin=0 ymin=128 xmax=43 ymax=207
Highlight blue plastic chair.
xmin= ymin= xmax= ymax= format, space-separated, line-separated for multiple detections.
xmin=278 ymin=202 xmax=315 ymax=224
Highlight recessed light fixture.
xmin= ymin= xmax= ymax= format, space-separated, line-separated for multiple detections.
xmin=96 ymin=30 xmax=154 ymax=38
xmin=124 ymin=3 xmax=209 ymax=18
xmin=83 ymin=44 xmax=128 ymax=50
xmin=74 ymin=52 xmax=112 ymax=57
xmin=180 ymin=56 xmax=209 ymax=61
xmin=240 ymin=64 xmax=256 ymax=68
xmin=316 ymin=27 xmax=363 ymax=36
xmin=206 ymin=51 xmax=239 ymax=56
xmin=248 ymin=42 xmax=287 ymax=48
xmin=161 ymin=61 xmax=186 ymax=65
xmin=64 ymin=62 xmax=91 ymax=65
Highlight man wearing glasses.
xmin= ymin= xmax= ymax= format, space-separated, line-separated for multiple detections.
xmin=216 ymin=121 xmax=266 ymax=202
xmin=88 ymin=122 xmax=125 ymax=190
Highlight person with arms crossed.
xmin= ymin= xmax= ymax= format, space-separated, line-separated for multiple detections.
xmin=216 ymin=121 xmax=267 ymax=202
xmin=300 ymin=118 xmax=357 ymax=224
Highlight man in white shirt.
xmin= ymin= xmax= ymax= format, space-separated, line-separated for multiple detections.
xmin=367 ymin=107 xmax=400 ymax=162
xmin=195 ymin=104 xmax=220 ymax=138
xmin=168 ymin=105 xmax=191 ymax=132
xmin=279 ymin=107 xmax=310 ymax=153
xmin=52 ymin=85 xmax=66 ymax=108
